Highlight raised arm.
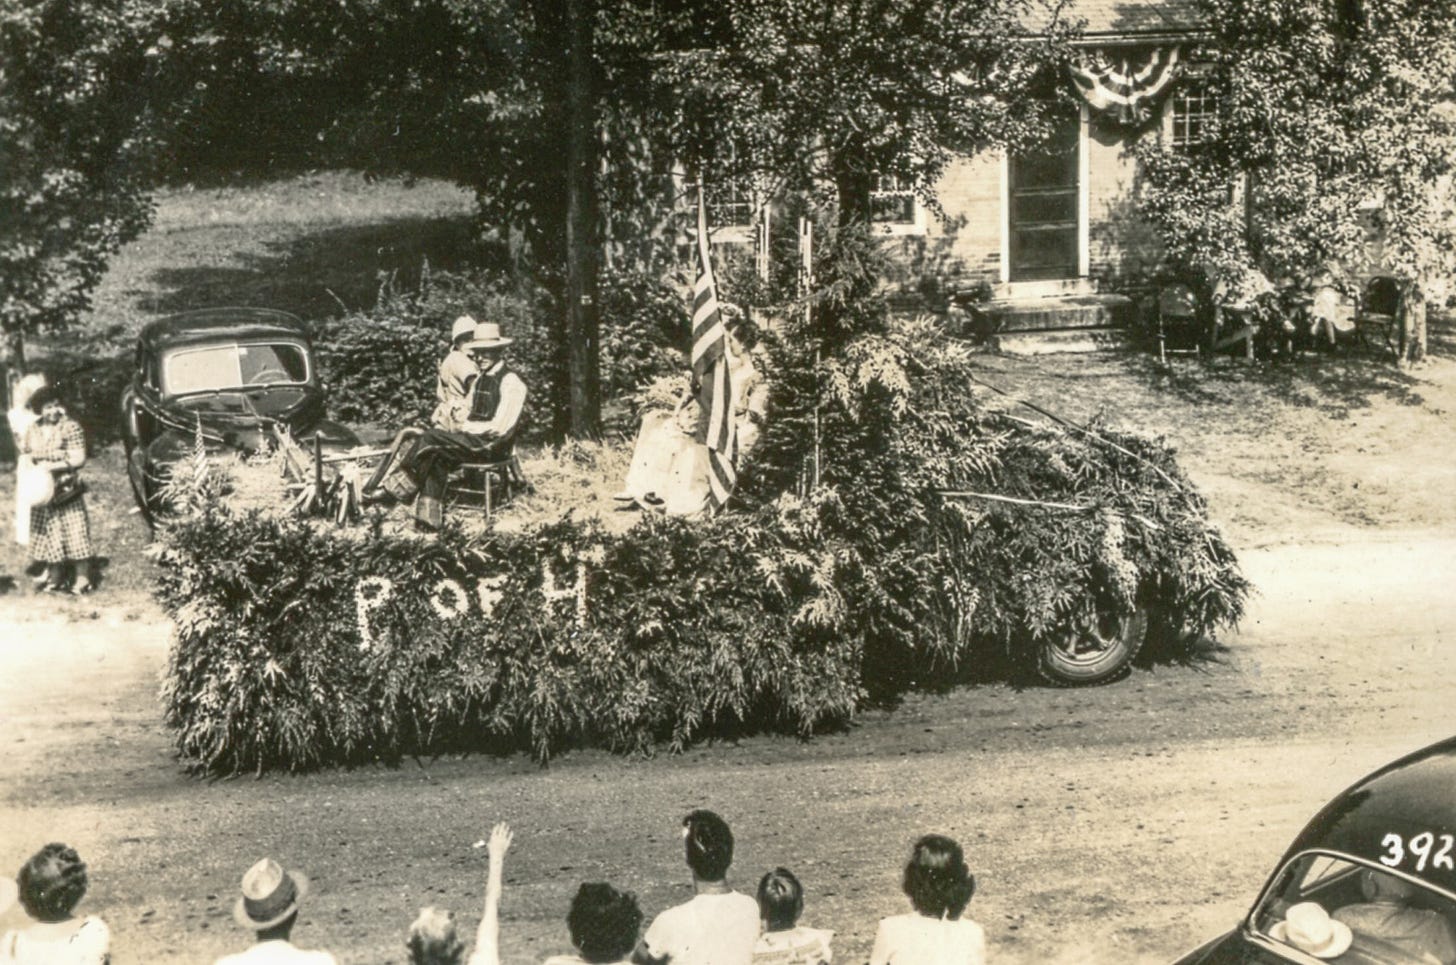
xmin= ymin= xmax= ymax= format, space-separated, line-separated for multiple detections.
xmin=467 ymin=822 xmax=513 ymax=965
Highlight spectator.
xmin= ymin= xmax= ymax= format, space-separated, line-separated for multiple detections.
xmin=0 ymin=843 xmax=110 ymax=964
xmin=751 ymin=868 xmax=832 ymax=965
xmin=463 ymin=823 xmax=644 ymax=965
xmin=868 ymin=835 xmax=985 ymax=965
xmin=1334 ymin=869 xmax=1456 ymax=963
xmin=216 ymin=858 xmax=335 ymax=965
xmin=20 ymin=386 xmax=95 ymax=594
xmin=638 ymin=810 xmax=759 ymax=965
xmin=407 ymin=907 xmax=466 ymax=965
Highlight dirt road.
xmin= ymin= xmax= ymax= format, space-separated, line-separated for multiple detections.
xmin=1 ymin=530 xmax=1452 ymax=964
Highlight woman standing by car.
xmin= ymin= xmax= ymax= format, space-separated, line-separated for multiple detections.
xmin=21 ymin=386 xmax=95 ymax=594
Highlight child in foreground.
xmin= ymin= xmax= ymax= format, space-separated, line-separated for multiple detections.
xmin=751 ymin=867 xmax=832 ymax=965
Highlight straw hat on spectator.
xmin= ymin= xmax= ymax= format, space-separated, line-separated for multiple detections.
xmin=233 ymin=859 xmax=310 ymax=930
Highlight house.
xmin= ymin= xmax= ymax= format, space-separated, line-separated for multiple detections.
xmin=709 ymin=0 xmax=1214 ymax=350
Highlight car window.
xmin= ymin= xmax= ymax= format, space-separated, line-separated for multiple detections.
xmin=163 ymin=343 xmax=309 ymax=395
xmin=1252 ymin=852 xmax=1456 ymax=964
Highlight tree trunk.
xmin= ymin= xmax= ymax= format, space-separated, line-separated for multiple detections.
xmin=562 ymin=0 xmax=602 ymax=439
xmin=1398 ymin=284 xmax=1427 ymax=367
xmin=2 ymin=329 xmax=26 ymax=409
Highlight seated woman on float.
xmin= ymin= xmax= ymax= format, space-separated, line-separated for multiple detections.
xmin=615 ymin=311 xmax=767 ymax=517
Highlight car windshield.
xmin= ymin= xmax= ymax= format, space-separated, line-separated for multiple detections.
xmin=1252 ymin=852 xmax=1456 ymax=964
xmin=163 ymin=342 xmax=309 ymax=395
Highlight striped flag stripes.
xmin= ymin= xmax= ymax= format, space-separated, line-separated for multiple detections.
xmin=692 ymin=185 xmax=737 ymax=509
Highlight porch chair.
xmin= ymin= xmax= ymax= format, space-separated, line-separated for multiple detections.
xmin=1354 ymin=274 xmax=1402 ymax=358
xmin=447 ymin=450 xmax=530 ymax=520
xmin=1155 ymin=283 xmax=1202 ymax=364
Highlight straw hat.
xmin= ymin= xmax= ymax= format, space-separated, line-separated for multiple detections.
xmin=233 ymin=858 xmax=310 ymax=930
xmin=465 ymin=321 xmax=514 ymax=351
xmin=451 ymin=315 xmax=478 ymax=343
xmin=1269 ymin=902 xmax=1352 ymax=959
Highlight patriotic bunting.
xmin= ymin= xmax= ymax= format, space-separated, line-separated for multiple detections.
xmin=1069 ymin=47 xmax=1181 ymax=126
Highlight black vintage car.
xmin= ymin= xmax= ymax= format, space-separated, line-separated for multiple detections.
xmin=1174 ymin=737 xmax=1456 ymax=965
xmin=121 ymin=308 xmax=359 ymax=521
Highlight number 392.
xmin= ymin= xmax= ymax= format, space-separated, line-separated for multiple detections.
xmin=1379 ymin=832 xmax=1456 ymax=872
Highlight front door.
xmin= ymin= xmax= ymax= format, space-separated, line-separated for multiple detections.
xmin=1008 ymin=112 xmax=1081 ymax=282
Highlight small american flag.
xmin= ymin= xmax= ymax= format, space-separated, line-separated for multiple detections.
xmin=692 ymin=184 xmax=737 ymax=509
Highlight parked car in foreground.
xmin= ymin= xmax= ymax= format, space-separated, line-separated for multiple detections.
xmin=121 ymin=308 xmax=359 ymax=521
xmin=1174 ymin=737 xmax=1456 ymax=964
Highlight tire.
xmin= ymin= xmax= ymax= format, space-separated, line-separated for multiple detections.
xmin=1038 ymin=606 xmax=1148 ymax=686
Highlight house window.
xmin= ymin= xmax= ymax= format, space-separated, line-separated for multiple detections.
xmin=705 ymin=177 xmax=756 ymax=229
xmin=871 ymin=175 xmax=917 ymax=226
xmin=1170 ymin=81 xmax=1217 ymax=149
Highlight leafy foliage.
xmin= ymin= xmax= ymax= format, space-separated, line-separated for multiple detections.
xmin=0 ymin=0 xmax=167 ymax=343
xmin=315 ymin=266 xmax=682 ymax=434
xmin=155 ymin=506 xmax=865 ymax=773
xmin=746 ymin=306 xmax=1249 ymax=693
xmin=1135 ymin=0 xmax=1456 ymax=362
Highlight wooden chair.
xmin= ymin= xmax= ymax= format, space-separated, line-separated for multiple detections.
xmin=447 ymin=452 xmax=529 ymax=520
xmin=1354 ymin=275 xmax=1401 ymax=357
xmin=1155 ymin=284 xmax=1202 ymax=364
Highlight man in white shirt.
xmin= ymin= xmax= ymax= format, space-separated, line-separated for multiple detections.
xmin=368 ymin=321 xmax=528 ymax=530
xmin=639 ymin=810 xmax=760 ymax=965
xmin=214 ymin=858 xmax=336 ymax=965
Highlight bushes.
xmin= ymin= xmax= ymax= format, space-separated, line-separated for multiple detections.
xmin=315 ymin=266 xmax=684 ymax=436
xmin=154 ymin=502 xmax=865 ymax=772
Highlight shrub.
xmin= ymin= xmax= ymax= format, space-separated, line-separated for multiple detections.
xmin=315 ymin=269 xmax=549 ymax=433
xmin=315 ymin=266 xmax=685 ymax=438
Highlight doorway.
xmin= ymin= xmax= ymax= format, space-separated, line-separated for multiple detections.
xmin=1008 ymin=112 xmax=1082 ymax=282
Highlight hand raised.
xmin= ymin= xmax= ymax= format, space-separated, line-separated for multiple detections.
xmin=488 ymin=822 xmax=513 ymax=862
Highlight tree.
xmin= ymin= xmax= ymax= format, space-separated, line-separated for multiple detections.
xmin=1136 ymin=0 xmax=1456 ymax=365
xmin=0 ymin=0 xmax=169 ymax=381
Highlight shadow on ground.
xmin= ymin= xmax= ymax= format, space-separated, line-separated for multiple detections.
xmin=137 ymin=214 xmax=484 ymax=320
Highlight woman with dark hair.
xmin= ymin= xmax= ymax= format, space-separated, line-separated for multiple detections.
xmin=868 ymin=835 xmax=984 ymax=965
xmin=20 ymin=386 xmax=95 ymax=593
xmin=1 ymin=843 xmax=110 ymax=964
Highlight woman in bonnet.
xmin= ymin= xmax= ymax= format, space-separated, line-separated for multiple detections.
xmin=20 ymin=384 xmax=96 ymax=594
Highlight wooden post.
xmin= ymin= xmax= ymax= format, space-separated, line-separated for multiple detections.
xmin=799 ymin=214 xmax=819 ymax=490
xmin=313 ymin=433 xmax=323 ymax=496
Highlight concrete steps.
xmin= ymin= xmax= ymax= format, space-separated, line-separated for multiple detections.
xmin=958 ymin=291 xmax=1137 ymax=355
xmin=989 ymin=328 xmax=1133 ymax=355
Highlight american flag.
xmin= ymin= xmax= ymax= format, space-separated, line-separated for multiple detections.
xmin=692 ymin=185 xmax=737 ymax=509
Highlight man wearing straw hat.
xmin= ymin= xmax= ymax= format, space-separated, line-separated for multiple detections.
xmin=433 ymin=314 xmax=481 ymax=431
xmin=364 ymin=320 xmax=527 ymax=530
xmin=215 ymin=858 xmax=336 ymax=965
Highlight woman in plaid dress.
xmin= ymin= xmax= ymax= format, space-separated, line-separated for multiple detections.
xmin=21 ymin=386 xmax=95 ymax=594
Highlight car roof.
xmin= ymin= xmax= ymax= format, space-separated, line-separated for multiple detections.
xmin=1281 ymin=736 xmax=1456 ymax=896
xmin=138 ymin=308 xmax=311 ymax=351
